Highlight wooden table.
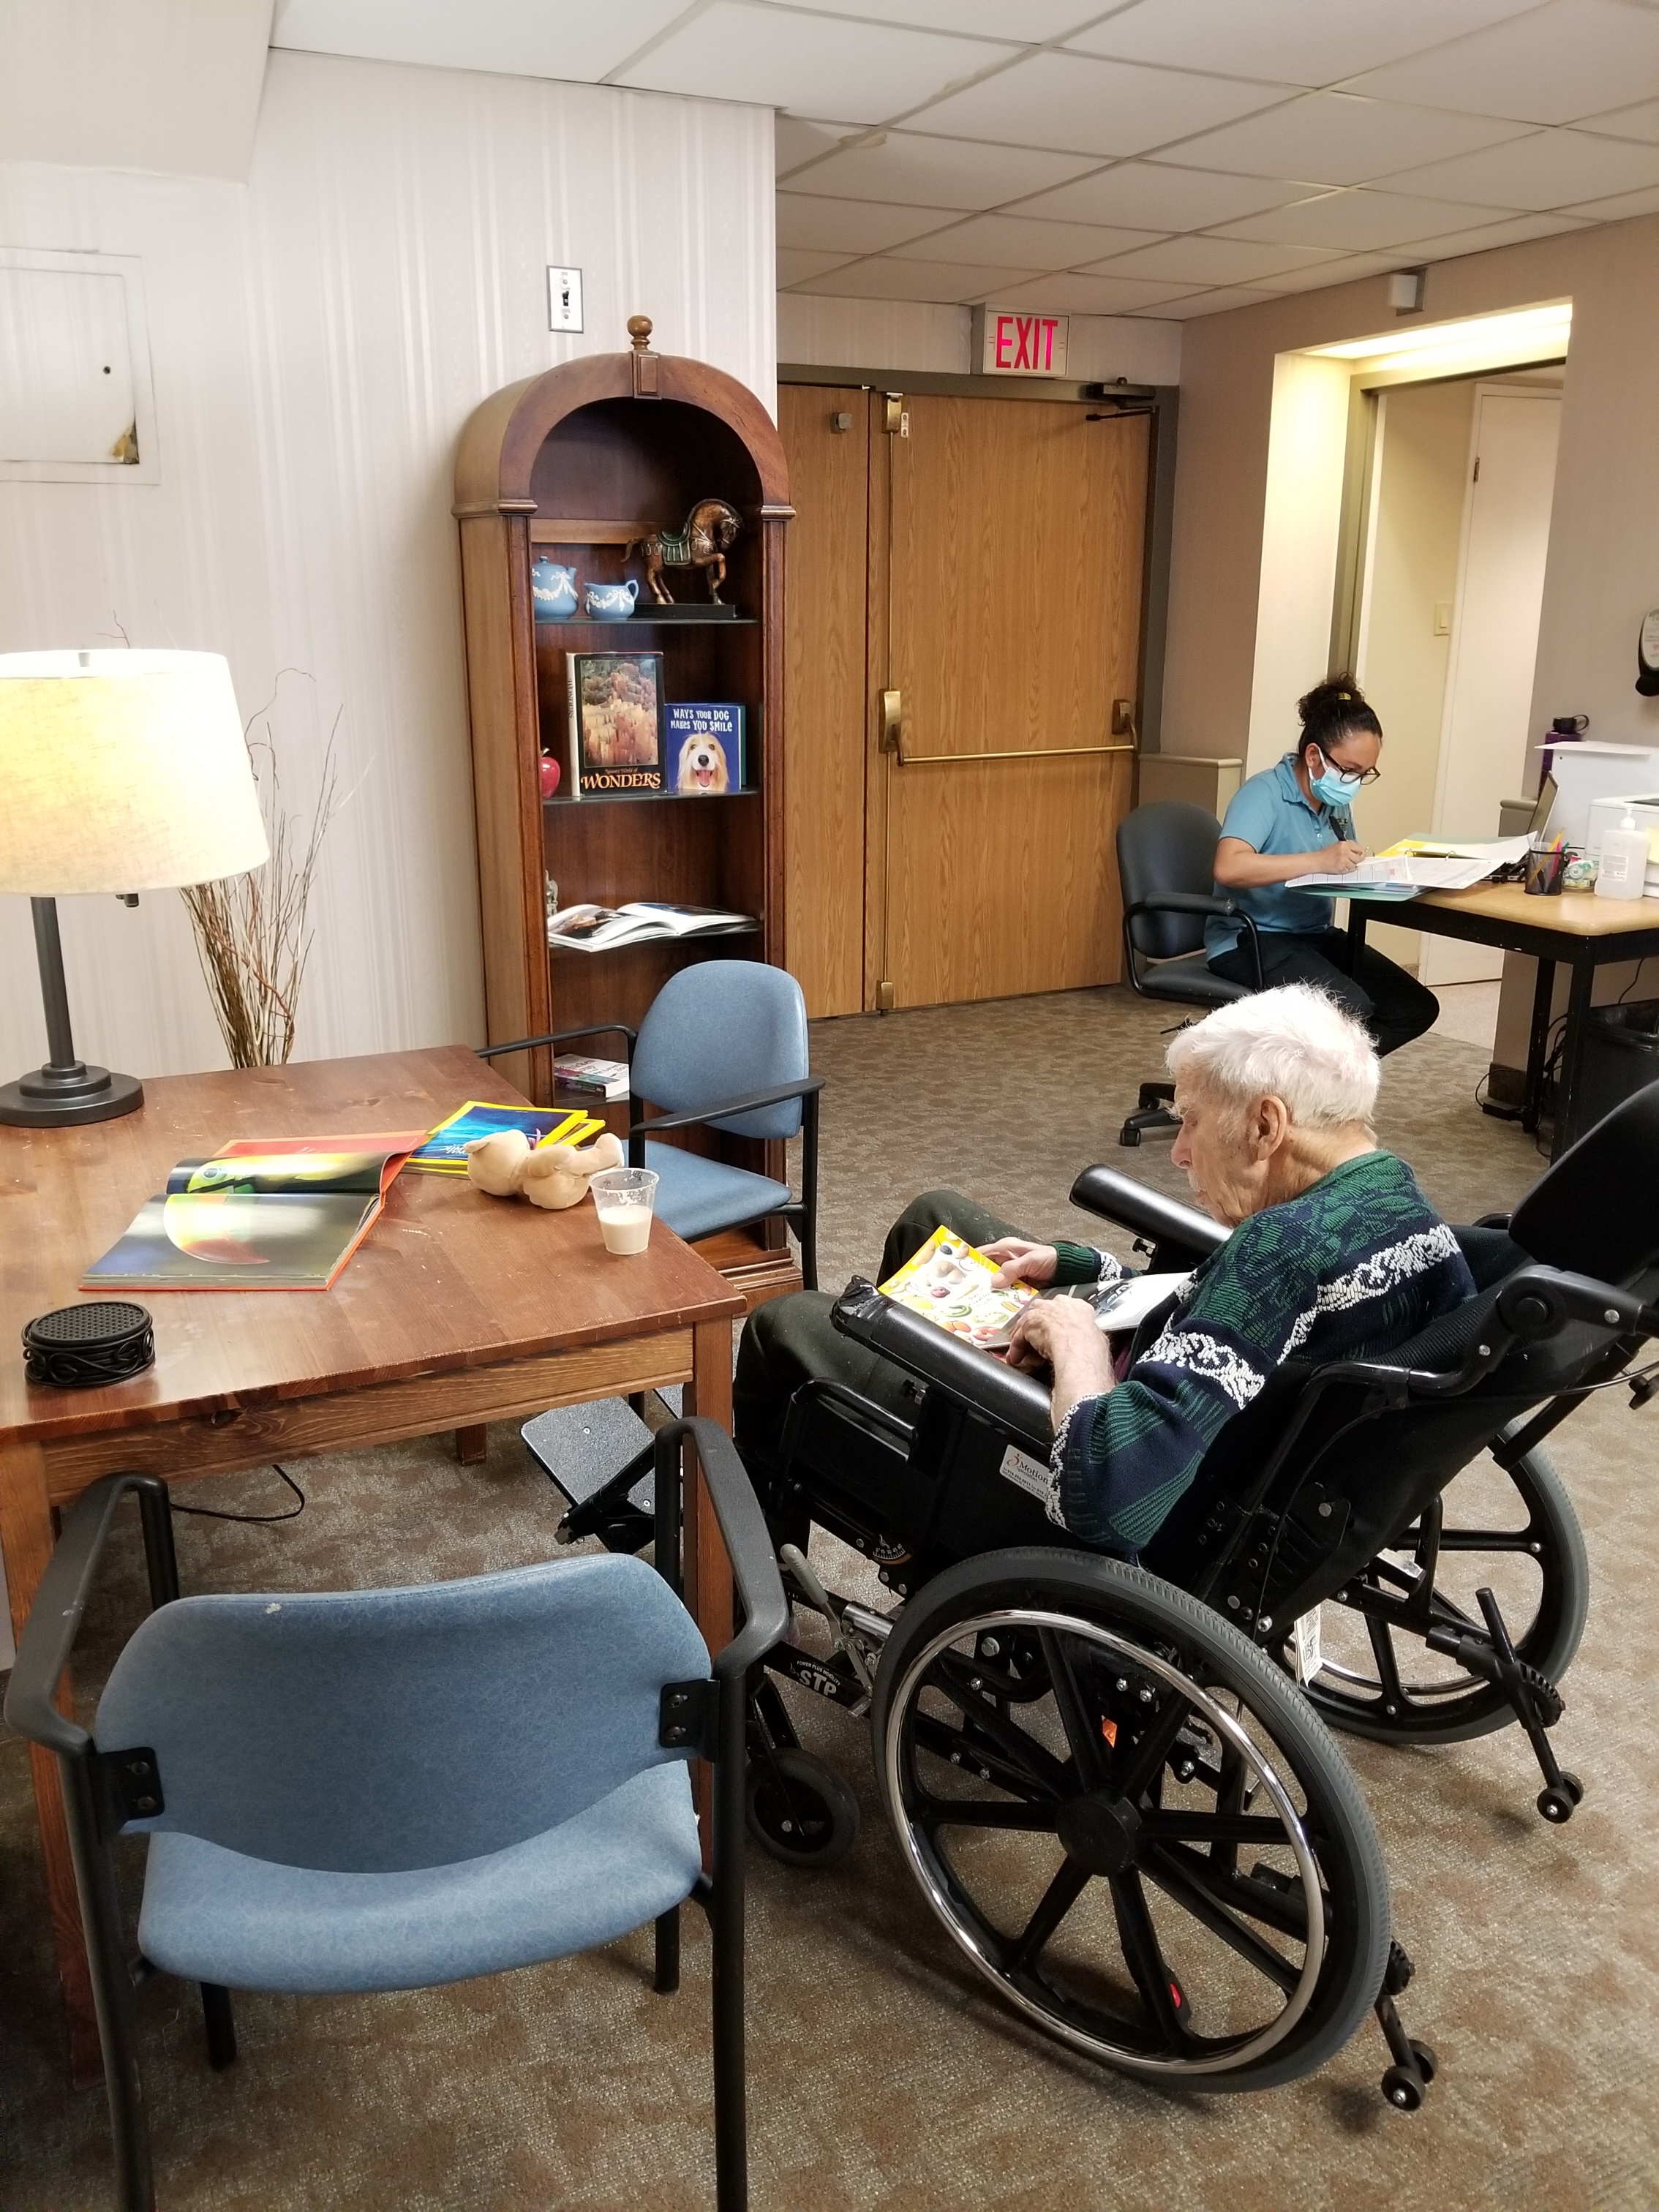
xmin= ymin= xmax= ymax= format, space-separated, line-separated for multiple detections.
xmin=1349 ymin=883 xmax=1659 ymax=1156
xmin=0 ymin=1047 xmax=745 ymax=2081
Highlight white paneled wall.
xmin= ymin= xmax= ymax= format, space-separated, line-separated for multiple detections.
xmin=777 ymin=290 xmax=1181 ymax=385
xmin=0 ymin=50 xmax=775 ymax=1084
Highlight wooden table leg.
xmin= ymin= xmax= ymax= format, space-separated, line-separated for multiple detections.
xmin=0 ymin=1440 xmax=103 ymax=2085
xmin=682 ymin=1315 xmax=737 ymax=1862
xmin=453 ymin=1424 xmax=489 ymax=1464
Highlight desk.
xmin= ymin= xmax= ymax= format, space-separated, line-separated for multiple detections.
xmin=0 ymin=1047 xmax=745 ymax=2080
xmin=1348 ymin=884 xmax=1659 ymax=1155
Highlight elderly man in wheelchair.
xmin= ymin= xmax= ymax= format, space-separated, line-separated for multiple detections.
xmin=720 ymin=985 xmax=1659 ymax=2111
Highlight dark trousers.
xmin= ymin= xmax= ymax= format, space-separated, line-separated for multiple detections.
xmin=1209 ymin=929 xmax=1438 ymax=1058
xmin=732 ymin=1189 xmax=1020 ymax=1525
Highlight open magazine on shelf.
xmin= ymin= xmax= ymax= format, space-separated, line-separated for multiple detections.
xmin=547 ymin=900 xmax=757 ymax=952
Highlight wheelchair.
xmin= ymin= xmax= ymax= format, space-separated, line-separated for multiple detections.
xmin=550 ymin=1083 xmax=1659 ymax=2109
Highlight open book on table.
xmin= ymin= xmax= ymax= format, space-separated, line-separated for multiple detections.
xmin=83 ymin=1132 xmax=430 ymax=1292
xmin=548 ymin=900 xmax=756 ymax=952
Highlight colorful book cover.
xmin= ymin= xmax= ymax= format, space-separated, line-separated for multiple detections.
xmin=82 ymin=1132 xmax=429 ymax=1293
xmin=877 ymin=1224 xmax=1038 ymax=1350
xmin=408 ymin=1101 xmax=605 ymax=1173
xmin=665 ymin=703 xmax=745 ymax=795
xmin=565 ymin=652 xmax=665 ymax=797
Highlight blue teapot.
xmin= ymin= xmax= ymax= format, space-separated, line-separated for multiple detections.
xmin=584 ymin=578 xmax=639 ymax=622
xmin=530 ymin=560 xmax=577 ymax=622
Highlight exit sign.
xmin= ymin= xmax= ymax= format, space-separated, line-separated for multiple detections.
xmin=973 ymin=308 xmax=1069 ymax=377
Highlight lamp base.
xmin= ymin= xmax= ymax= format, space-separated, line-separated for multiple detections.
xmin=0 ymin=1061 xmax=145 ymax=1127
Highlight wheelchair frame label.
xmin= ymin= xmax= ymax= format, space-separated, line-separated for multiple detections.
xmin=999 ymin=1445 xmax=1051 ymax=1502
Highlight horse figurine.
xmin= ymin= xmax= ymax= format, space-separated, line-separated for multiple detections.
xmin=626 ymin=497 xmax=742 ymax=605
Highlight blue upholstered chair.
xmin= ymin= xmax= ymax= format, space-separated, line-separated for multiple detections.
xmin=481 ymin=960 xmax=823 ymax=1290
xmin=4 ymin=1421 xmax=786 ymax=2212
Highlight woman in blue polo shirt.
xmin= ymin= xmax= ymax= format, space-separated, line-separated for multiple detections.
xmin=1205 ymin=675 xmax=1438 ymax=1056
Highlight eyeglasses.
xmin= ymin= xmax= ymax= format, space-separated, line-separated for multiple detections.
xmin=1319 ymin=747 xmax=1382 ymax=786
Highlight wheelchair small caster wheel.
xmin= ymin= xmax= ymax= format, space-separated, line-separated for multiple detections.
xmin=1408 ymin=2039 xmax=1438 ymax=2086
xmin=1381 ymin=2063 xmax=1426 ymax=2111
xmin=1538 ymin=1783 xmax=1578 ymax=1824
xmin=745 ymin=1748 xmax=859 ymax=1870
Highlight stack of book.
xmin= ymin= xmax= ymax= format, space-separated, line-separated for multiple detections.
xmin=552 ymin=1055 xmax=630 ymax=1100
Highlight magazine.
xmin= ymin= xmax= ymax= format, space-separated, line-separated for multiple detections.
xmin=408 ymin=1101 xmax=605 ymax=1174
xmin=83 ymin=1132 xmax=429 ymax=1292
xmin=665 ymin=704 xmax=745 ymax=795
xmin=552 ymin=1055 xmax=631 ymax=1100
xmin=565 ymin=651 xmax=665 ymax=797
xmin=548 ymin=900 xmax=756 ymax=953
xmin=878 ymin=1224 xmax=1038 ymax=1350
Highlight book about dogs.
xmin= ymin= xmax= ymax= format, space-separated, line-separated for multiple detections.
xmin=565 ymin=652 xmax=665 ymax=797
xmin=666 ymin=704 xmax=745 ymax=796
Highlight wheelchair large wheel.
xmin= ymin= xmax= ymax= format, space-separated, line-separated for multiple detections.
xmin=1304 ymin=1444 xmax=1588 ymax=1747
xmin=870 ymin=1548 xmax=1390 ymax=2093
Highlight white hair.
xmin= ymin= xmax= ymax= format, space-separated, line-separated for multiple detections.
xmin=1165 ymin=984 xmax=1379 ymax=1130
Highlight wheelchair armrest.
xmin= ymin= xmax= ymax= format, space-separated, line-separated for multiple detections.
xmin=830 ymin=1279 xmax=1055 ymax=1458
xmin=1068 ymin=1165 xmax=1227 ymax=1262
xmin=651 ymin=1418 xmax=789 ymax=1680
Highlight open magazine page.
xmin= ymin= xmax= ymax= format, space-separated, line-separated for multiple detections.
xmin=878 ymin=1224 xmax=1037 ymax=1350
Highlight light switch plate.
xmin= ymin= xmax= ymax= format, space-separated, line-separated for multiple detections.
xmin=547 ymin=267 xmax=584 ymax=334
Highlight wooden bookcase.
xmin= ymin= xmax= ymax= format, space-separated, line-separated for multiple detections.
xmin=453 ymin=321 xmax=797 ymax=1296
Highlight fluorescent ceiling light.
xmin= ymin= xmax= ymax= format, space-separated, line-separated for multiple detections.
xmin=1308 ymin=302 xmax=1571 ymax=362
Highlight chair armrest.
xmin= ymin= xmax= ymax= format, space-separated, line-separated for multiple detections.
xmin=4 ymin=1474 xmax=176 ymax=1756
xmin=1125 ymin=892 xmax=1238 ymax=920
xmin=1068 ymin=1165 xmax=1227 ymax=1261
xmin=474 ymin=1023 xmax=638 ymax=1062
xmin=629 ymin=1075 xmax=824 ymax=1140
xmin=652 ymin=1418 xmax=789 ymax=1679
xmin=829 ymin=1279 xmax=1055 ymax=1458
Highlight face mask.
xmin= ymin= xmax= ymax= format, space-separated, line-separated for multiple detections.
xmin=1309 ymin=749 xmax=1363 ymax=809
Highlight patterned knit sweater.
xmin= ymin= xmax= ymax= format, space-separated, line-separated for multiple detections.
xmin=1047 ymin=1150 xmax=1475 ymax=1554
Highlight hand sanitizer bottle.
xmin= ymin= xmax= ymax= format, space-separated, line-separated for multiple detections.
xmin=1595 ymin=808 xmax=1649 ymax=900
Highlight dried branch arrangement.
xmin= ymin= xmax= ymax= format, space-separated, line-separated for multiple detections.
xmin=181 ymin=696 xmax=340 ymax=1069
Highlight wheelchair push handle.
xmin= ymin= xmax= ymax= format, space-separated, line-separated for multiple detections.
xmin=1494 ymin=1264 xmax=1659 ymax=1344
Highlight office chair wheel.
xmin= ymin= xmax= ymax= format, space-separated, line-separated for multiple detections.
xmin=746 ymin=1747 xmax=860 ymax=1868
xmin=1304 ymin=1445 xmax=1587 ymax=1746
xmin=1118 ymin=1124 xmax=1143 ymax=1148
xmin=870 ymin=1548 xmax=1389 ymax=2093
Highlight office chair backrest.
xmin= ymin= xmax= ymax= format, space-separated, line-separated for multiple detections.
xmin=632 ymin=958 xmax=809 ymax=1140
xmin=1117 ymin=802 xmax=1224 ymax=960
xmin=1509 ymin=1076 xmax=1659 ymax=1285
xmin=94 ymin=1553 xmax=707 ymax=1875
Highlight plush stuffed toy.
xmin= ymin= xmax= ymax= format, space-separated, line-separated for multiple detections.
xmin=463 ymin=1128 xmax=625 ymax=1211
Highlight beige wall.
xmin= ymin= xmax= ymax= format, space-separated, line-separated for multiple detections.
xmin=1163 ymin=216 xmax=1659 ymax=772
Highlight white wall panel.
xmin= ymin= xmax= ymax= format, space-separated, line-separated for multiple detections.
xmin=0 ymin=50 xmax=775 ymax=1088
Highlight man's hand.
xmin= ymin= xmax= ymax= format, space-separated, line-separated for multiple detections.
xmin=1315 ymin=838 xmax=1367 ymax=874
xmin=1005 ymin=1295 xmax=1117 ymax=1429
xmin=981 ymin=1237 xmax=1058 ymax=1287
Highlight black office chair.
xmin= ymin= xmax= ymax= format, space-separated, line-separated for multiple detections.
xmin=1116 ymin=800 xmax=1263 ymax=1146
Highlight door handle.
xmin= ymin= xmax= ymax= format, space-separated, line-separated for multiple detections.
xmin=880 ymin=689 xmax=903 ymax=753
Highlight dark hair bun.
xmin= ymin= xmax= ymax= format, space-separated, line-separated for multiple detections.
xmin=1297 ymin=672 xmax=1382 ymax=751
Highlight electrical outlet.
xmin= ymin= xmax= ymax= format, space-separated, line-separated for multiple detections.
xmin=547 ymin=267 xmax=584 ymax=333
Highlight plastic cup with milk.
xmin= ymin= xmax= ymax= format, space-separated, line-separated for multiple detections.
xmin=590 ymin=1166 xmax=658 ymax=1254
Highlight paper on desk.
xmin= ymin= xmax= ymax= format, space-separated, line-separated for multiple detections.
xmin=1383 ymin=835 xmax=1532 ymax=864
xmin=1288 ymin=853 xmax=1496 ymax=891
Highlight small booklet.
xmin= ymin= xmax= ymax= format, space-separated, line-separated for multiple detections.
xmin=408 ymin=1101 xmax=604 ymax=1174
xmin=665 ymin=704 xmax=745 ymax=795
xmin=548 ymin=900 xmax=756 ymax=952
xmin=879 ymin=1225 xmax=1038 ymax=1350
xmin=83 ymin=1132 xmax=429 ymax=1292
xmin=552 ymin=1055 xmax=631 ymax=1100
xmin=565 ymin=651 xmax=665 ymax=797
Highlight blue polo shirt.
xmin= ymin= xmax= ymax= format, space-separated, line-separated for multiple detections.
xmin=1205 ymin=754 xmax=1356 ymax=957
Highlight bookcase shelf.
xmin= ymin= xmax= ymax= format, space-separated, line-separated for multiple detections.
xmin=454 ymin=325 xmax=792 ymax=1158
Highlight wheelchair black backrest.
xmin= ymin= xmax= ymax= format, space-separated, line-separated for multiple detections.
xmin=1508 ymin=1076 xmax=1659 ymax=1284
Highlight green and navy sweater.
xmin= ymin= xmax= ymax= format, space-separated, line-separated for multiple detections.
xmin=1047 ymin=1151 xmax=1475 ymax=1553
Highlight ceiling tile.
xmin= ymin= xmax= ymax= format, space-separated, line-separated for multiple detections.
xmin=1215 ymin=188 xmax=1513 ymax=249
xmin=775 ymin=116 xmax=865 ymax=174
xmin=796 ymin=0 xmax=1106 ymax=35
xmin=614 ymin=3 xmax=1014 ymax=124
xmin=1136 ymin=285 xmax=1287 ymax=317
xmin=1339 ymin=0 xmax=1659 ymax=126
xmin=1250 ymin=253 xmax=1402 ymax=291
xmin=1065 ymin=0 xmax=1540 ymax=89
xmin=1157 ymin=91 xmax=1531 ymax=186
xmin=776 ymin=192 xmax=962 ymax=252
xmin=985 ymin=270 xmax=1203 ymax=312
xmin=1008 ymin=160 xmax=1316 ymax=230
xmin=269 ymin=0 xmax=691 ymax=81
xmin=1562 ymin=178 xmax=1659 ymax=218
xmin=791 ymin=255 xmax=1031 ymax=301
xmin=1577 ymin=97 xmax=1659 ymax=145
xmin=1087 ymin=234 xmax=1347 ymax=284
xmin=886 ymin=211 xmax=1166 ymax=268
xmin=778 ymin=247 xmax=862 ymax=286
xmin=1378 ymin=127 xmax=1659 ymax=209
xmin=1393 ymin=209 xmax=1595 ymax=256
xmin=783 ymin=129 xmax=1102 ymax=208
xmin=905 ymin=49 xmax=1298 ymax=157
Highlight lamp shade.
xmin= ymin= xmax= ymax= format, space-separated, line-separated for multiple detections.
xmin=0 ymin=648 xmax=269 ymax=895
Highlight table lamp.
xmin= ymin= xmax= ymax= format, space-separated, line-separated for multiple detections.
xmin=0 ymin=649 xmax=269 ymax=1126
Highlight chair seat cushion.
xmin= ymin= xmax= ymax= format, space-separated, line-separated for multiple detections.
xmin=137 ymin=1761 xmax=699 ymax=1995
xmin=643 ymin=1139 xmax=791 ymax=1243
xmin=1137 ymin=952 xmax=1251 ymax=1007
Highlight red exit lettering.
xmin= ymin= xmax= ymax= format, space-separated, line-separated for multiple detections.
xmin=991 ymin=312 xmax=1062 ymax=373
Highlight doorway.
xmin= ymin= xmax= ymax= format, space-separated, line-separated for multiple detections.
xmin=779 ymin=382 xmax=1151 ymax=1017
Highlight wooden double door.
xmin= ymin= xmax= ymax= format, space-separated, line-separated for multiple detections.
xmin=780 ymin=383 xmax=1150 ymax=1017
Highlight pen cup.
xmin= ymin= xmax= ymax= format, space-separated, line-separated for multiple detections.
xmin=590 ymin=1166 xmax=658 ymax=1255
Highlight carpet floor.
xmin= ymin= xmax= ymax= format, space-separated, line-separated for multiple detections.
xmin=4 ymin=988 xmax=1655 ymax=2211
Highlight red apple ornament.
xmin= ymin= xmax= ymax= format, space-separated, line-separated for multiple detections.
xmin=539 ymin=753 xmax=560 ymax=798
